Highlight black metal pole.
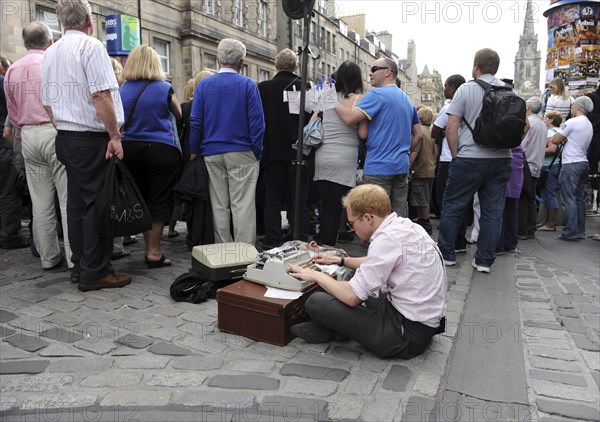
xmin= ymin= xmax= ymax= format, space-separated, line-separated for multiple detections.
xmin=292 ymin=8 xmax=311 ymax=241
xmin=137 ymin=0 xmax=142 ymax=43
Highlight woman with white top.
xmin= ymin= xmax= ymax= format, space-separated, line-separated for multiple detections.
xmin=313 ymin=61 xmax=368 ymax=246
xmin=544 ymin=77 xmax=573 ymax=121
xmin=550 ymin=96 xmax=594 ymax=240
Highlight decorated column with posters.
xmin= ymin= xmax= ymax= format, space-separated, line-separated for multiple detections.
xmin=544 ymin=0 xmax=599 ymax=96
xmin=106 ymin=14 xmax=141 ymax=67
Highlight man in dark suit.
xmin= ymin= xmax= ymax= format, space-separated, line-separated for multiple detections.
xmin=257 ymin=49 xmax=310 ymax=249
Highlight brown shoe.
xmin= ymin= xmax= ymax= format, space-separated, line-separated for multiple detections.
xmin=78 ymin=273 xmax=131 ymax=292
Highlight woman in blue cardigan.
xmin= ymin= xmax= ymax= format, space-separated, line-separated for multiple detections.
xmin=120 ymin=45 xmax=182 ymax=268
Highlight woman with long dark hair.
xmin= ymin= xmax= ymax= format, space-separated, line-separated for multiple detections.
xmin=313 ymin=61 xmax=368 ymax=246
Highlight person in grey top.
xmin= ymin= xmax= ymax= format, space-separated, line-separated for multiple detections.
xmin=437 ymin=48 xmax=523 ymax=273
xmin=314 ymin=61 xmax=368 ymax=246
xmin=518 ymin=97 xmax=547 ymax=240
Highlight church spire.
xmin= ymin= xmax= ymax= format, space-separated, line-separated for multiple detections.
xmin=523 ymin=0 xmax=535 ymax=37
xmin=513 ymin=0 xmax=541 ymax=97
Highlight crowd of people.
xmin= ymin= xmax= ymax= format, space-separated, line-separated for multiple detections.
xmin=1 ymin=0 xmax=599 ymax=358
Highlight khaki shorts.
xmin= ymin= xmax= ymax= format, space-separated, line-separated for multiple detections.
xmin=409 ymin=178 xmax=434 ymax=207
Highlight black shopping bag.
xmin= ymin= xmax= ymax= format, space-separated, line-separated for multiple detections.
xmin=95 ymin=156 xmax=152 ymax=238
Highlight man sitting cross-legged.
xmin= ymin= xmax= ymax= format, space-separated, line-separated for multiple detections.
xmin=289 ymin=184 xmax=446 ymax=359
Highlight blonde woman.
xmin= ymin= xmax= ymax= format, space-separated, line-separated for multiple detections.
xmin=544 ymin=77 xmax=573 ymax=121
xmin=110 ymin=57 xmax=123 ymax=85
xmin=120 ymin=45 xmax=182 ymax=267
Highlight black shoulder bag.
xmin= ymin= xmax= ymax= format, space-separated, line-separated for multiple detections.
xmin=95 ymin=80 xmax=153 ymax=238
xmin=537 ymin=144 xmax=563 ymax=192
xmin=121 ymin=80 xmax=152 ymax=138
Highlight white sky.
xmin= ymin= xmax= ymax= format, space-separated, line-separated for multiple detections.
xmin=334 ymin=0 xmax=551 ymax=88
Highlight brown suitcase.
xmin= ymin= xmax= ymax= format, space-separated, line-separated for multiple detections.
xmin=216 ymin=279 xmax=321 ymax=346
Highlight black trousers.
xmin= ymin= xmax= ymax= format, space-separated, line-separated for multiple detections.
xmin=306 ymin=292 xmax=437 ymax=359
xmin=123 ymin=142 xmax=181 ymax=222
xmin=518 ymin=163 xmax=538 ymax=237
xmin=55 ymin=132 xmax=112 ymax=283
xmin=0 ymin=148 xmax=23 ymax=246
xmin=263 ymin=160 xmax=309 ymax=244
xmin=316 ymin=180 xmax=350 ymax=246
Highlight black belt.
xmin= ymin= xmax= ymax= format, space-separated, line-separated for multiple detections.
xmin=57 ymin=130 xmax=108 ymax=138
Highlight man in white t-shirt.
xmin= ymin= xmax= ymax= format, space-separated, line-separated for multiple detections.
xmin=550 ymin=96 xmax=594 ymax=240
xmin=432 ymin=74 xmax=466 ymax=248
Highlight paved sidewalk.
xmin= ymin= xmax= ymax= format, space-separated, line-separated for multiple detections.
xmin=1 ymin=218 xmax=598 ymax=421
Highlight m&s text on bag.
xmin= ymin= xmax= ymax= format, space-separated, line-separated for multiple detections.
xmin=111 ymin=203 xmax=144 ymax=223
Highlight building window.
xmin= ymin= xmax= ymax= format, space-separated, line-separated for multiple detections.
xmin=153 ymin=39 xmax=170 ymax=74
xmin=241 ymin=64 xmax=249 ymax=76
xmin=326 ymin=32 xmax=331 ymax=52
xmin=320 ymin=27 xmax=326 ymax=49
xmin=310 ymin=22 xmax=316 ymax=44
xmin=203 ymin=53 xmax=217 ymax=70
xmin=233 ymin=0 xmax=243 ymax=26
xmin=295 ymin=20 xmax=302 ymax=38
xmin=259 ymin=69 xmax=270 ymax=82
xmin=203 ymin=0 xmax=215 ymax=14
xmin=258 ymin=1 xmax=267 ymax=37
xmin=318 ymin=0 xmax=327 ymax=14
xmin=37 ymin=6 xmax=62 ymax=40
xmin=332 ymin=34 xmax=336 ymax=52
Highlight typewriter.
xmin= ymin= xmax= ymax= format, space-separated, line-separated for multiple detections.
xmin=244 ymin=243 xmax=319 ymax=291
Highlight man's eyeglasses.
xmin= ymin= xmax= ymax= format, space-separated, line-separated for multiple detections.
xmin=370 ymin=66 xmax=389 ymax=73
xmin=347 ymin=214 xmax=364 ymax=230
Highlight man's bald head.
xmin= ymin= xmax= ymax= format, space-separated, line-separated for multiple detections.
xmin=22 ymin=21 xmax=53 ymax=50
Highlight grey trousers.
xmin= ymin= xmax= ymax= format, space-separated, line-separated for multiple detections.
xmin=363 ymin=174 xmax=409 ymax=217
xmin=204 ymin=151 xmax=259 ymax=245
xmin=21 ymin=124 xmax=72 ymax=269
xmin=305 ymin=291 xmax=437 ymax=359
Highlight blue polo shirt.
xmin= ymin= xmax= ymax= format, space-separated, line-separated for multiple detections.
xmin=355 ymin=85 xmax=415 ymax=176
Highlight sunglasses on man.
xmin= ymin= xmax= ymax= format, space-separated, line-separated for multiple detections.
xmin=370 ymin=66 xmax=389 ymax=73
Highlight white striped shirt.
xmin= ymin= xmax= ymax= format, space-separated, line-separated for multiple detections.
xmin=545 ymin=95 xmax=573 ymax=121
xmin=41 ymin=30 xmax=124 ymax=131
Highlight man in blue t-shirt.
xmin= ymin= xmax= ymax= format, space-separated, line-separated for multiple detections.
xmin=335 ymin=58 xmax=421 ymax=217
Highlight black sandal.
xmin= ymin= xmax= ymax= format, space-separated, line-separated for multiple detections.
xmin=146 ymin=254 xmax=172 ymax=268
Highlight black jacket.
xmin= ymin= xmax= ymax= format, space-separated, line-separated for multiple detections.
xmin=257 ymin=71 xmax=311 ymax=162
xmin=173 ymin=158 xmax=214 ymax=248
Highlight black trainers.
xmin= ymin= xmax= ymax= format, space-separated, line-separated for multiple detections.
xmin=290 ymin=322 xmax=348 ymax=343
xmin=291 ymin=322 xmax=335 ymax=343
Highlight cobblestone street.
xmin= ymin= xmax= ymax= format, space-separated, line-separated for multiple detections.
xmin=1 ymin=217 xmax=599 ymax=421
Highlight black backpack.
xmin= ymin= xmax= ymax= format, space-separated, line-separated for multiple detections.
xmin=462 ymin=79 xmax=526 ymax=149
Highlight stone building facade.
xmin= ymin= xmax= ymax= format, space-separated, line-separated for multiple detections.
xmin=418 ymin=65 xmax=444 ymax=112
xmin=1 ymin=0 xmax=419 ymax=103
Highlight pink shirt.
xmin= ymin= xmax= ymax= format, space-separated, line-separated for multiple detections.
xmin=4 ymin=49 xmax=51 ymax=128
xmin=349 ymin=213 xmax=447 ymax=327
